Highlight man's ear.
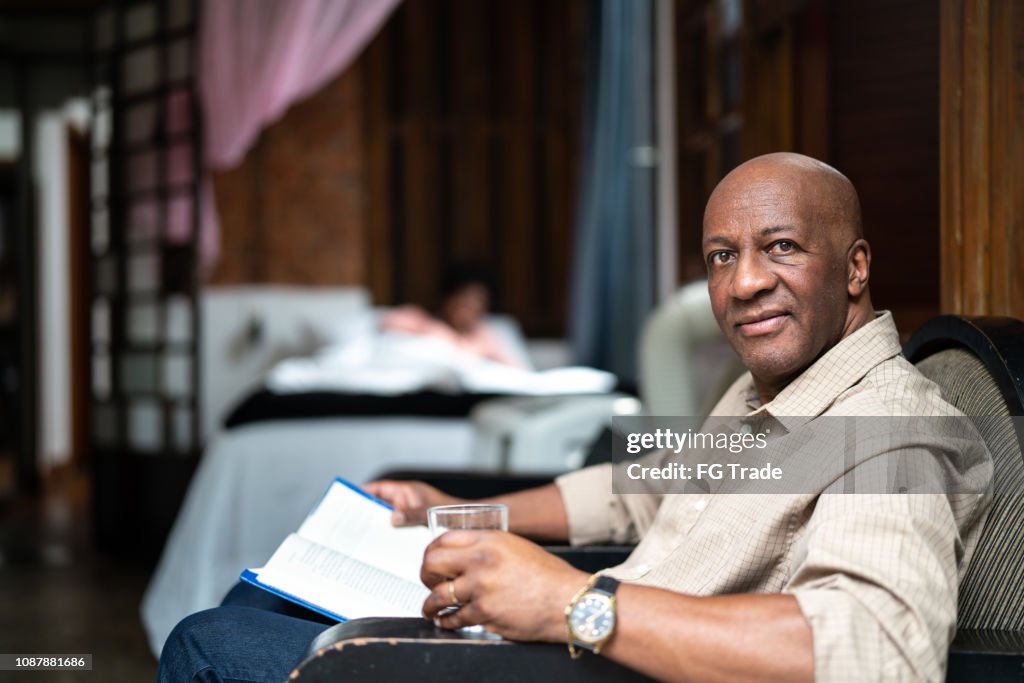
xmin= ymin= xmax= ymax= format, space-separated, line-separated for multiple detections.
xmin=847 ymin=239 xmax=871 ymax=297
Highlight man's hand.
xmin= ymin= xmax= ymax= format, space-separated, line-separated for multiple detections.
xmin=420 ymin=530 xmax=588 ymax=642
xmin=363 ymin=480 xmax=463 ymax=526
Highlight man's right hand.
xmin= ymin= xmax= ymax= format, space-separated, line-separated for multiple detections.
xmin=363 ymin=480 xmax=464 ymax=527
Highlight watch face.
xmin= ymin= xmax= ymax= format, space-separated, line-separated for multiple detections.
xmin=570 ymin=593 xmax=616 ymax=644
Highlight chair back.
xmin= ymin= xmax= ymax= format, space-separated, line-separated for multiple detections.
xmin=637 ymin=281 xmax=745 ymax=417
xmin=904 ymin=315 xmax=1024 ymax=630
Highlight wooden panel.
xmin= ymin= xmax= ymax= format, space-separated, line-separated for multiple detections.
xmin=829 ymin=0 xmax=940 ymax=335
xmin=448 ymin=0 xmax=491 ymax=265
xmin=674 ymin=3 xmax=715 ymax=283
xmin=363 ymin=22 xmax=394 ymax=304
xmin=989 ymin=0 xmax=1010 ymax=315
xmin=541 ymin=0 xmax=579 ymax=334
xmin=940 ymin=0 xmax=964 ymax=315
xmin=399 ymin=0 xmax=442 ymax=308
xmin=793 ymin=0 xmax=828 ymax=160
xmin=742 ymin=23 xmax=795 ymax=159
xmin=940 ymin=0 xmax=1024 ymax=320
xmin=361 ymin=0 xmax=584 ymax=335
xmin=960 ymin=0 xmax=990 ymax=314
xmin=497 ymin=0 xmax=536 ymax=326
xmin=999 ymin=3 xmax=1024 ymax=309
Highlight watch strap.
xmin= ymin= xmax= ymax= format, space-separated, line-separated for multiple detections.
xmin=592 ymin=575 xmax=620 ymax=597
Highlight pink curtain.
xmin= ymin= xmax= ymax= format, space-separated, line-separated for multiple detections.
xmin=190 ymin=0 xmax=401 ymax=270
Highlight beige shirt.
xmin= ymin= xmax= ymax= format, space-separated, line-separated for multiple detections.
xmin=555 ymin=312 xmax=993 ymax=682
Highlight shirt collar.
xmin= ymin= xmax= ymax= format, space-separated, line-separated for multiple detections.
xmin=739 ymin=311 xmax=902 ymax=429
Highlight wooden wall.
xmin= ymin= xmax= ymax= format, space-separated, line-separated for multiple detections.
xmin=940 ymin=0 xmax=1024 ymax=319
xmin=210 ymin=0 xmax=585 ymax=337
xmin=210 ymin=65 xmax=367 ymax=286
xmin=827 ymin=0 xmax=941 ymax=334
xmin=676 ymin=0 xmax=943 ymax=336
xmin=362 ymin=0 xmax=585 ymax=337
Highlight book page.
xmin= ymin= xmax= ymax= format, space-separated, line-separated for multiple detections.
xmin=258 ymin=534 xmax=429 ymax=619
xmin=297 ymin=480 xmax=434 ymax=584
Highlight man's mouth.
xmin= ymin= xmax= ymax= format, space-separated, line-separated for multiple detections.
xmin=735 ymin=312 xmax=790 ymax=337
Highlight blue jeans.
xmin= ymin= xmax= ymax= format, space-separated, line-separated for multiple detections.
xmin=156 ymin=583 xmax=333 ymax=683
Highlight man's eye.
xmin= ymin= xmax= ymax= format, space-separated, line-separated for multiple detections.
xmin=708 ymin=251 xmax=733 ymax=266
xmin=771 ymin=240 xmax=795 ymax=254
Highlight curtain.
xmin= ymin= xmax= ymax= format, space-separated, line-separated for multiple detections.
xmin=195 ymin=0 xmax=401 ymax=269
xmin=569 ymin=0 xmax=657 ymax=382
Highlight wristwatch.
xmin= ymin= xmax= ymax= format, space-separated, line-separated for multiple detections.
xmin=565 ymin=574 xmax=621 ymax=658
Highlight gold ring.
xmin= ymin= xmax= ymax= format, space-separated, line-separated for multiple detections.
xmin=448 ymin=579 xmax=462 ymax=607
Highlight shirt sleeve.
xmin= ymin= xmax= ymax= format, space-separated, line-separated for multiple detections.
xmin=785 ymin=494 xmax=959 ymax=682
xmin=554 ymin=462 xmax=662 ymax=546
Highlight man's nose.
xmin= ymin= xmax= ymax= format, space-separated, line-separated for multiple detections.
xmin=730 ymin=252 xmax=777 ymax=300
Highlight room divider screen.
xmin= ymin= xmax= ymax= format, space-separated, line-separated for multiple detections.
xmin=89 ymin=0 xmax=202 ymax=557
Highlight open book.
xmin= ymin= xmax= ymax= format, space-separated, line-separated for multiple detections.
xmin=241 ymin=478 xmax=434 ymax=622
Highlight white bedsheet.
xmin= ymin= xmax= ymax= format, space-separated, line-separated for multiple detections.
xmin=140 ymin=417 xmax=476 ymax=657
xmin=267 ymin=331 xmax=615 ymax=397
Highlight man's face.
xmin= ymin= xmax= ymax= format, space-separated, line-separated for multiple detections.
xmin=703 ymin=175 xmax=851 ymax=392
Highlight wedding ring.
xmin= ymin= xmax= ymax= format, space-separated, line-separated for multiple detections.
xmin=448 ymin=579 xmax=462 ymax=607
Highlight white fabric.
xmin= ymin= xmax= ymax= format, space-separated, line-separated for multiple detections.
xmin=266 ymin=331 xmax=466 ymax=394
xmin=266 ymin=313 xmax=615 ymax=396
xmin=458 ymin=365 xmax=617 ymax=396
xmin=268 ymin=340 xmax=615 ymax=396
xmin=140 ymin=417 xmax=475 ymax=656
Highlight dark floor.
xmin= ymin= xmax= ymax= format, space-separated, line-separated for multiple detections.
xmin=0 ymin=468 xmax=157 ymax=682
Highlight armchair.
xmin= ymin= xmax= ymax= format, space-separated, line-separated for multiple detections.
xmin=292 ymin=315 xmax=1024 ymax=682
xmin=902 ymin=315 xmax=1024 ymax=681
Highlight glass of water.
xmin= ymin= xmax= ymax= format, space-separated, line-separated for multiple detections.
xmin=428 ymin=503 xmax=508 ymax=535
xmin=427 ymin=503 xmax=508 ymax=639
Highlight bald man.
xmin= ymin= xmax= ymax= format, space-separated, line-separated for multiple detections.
xmin=159 ymin=154 xmax=991 ymax=683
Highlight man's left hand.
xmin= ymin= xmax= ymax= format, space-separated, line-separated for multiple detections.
xmin=420 ymin=530 xmax=589 ymax=642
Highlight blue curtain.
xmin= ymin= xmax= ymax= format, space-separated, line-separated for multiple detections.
xmin=569 ymin=0 xmax=657 ymax=382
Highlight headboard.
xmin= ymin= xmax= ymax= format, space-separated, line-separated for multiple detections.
xmin=199 ymin=286 xmax=371 ymax=441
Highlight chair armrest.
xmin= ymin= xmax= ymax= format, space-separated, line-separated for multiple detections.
xmin=546 ymin=545 xmax=635 ymax=573
xmin=291 ymin=617 xmax=654 ymax=682
xmin=374 ymin=469 xmax=555 ymax=499
xmin=946 ymin=629 xmax=1024 ymax=682
xmin=471 ymin=394 xmax=630 ymax=473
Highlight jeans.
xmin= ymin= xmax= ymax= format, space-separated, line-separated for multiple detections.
xmin=156 ymin=583 xmax=333 ymax=683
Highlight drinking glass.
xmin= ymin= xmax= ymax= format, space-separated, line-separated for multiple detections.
xmin=427 ymin=503 xmax=508 ymax=639
xmin=428 ymin=503 xmax=509 ymax=535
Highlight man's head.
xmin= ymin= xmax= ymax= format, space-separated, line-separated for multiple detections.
xmin=702 ymin=153 xmax=873 ymax=401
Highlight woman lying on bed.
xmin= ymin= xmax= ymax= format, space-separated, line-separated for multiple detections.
xmin=380 ymin=269 xmax=525 ymax=368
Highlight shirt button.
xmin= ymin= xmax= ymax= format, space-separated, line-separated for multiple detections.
xmin=740 ymin=423 xmax=753 ymax=435
xmin=694 ymin=499 xmax=707 ymax=512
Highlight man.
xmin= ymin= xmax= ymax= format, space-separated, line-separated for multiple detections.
xmin=159 ymin=153 xmax=991 ymax=682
